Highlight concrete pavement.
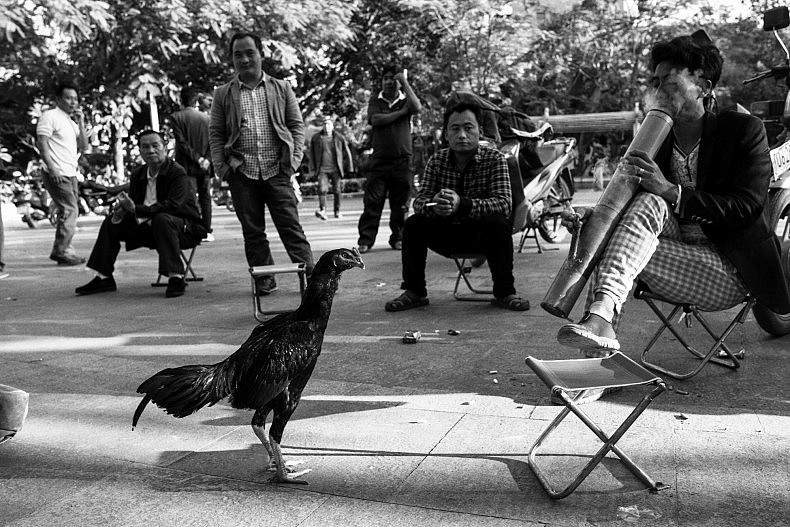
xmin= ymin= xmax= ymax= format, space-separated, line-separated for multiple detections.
xmin=0 ymin=192 xmax=788 ymax=526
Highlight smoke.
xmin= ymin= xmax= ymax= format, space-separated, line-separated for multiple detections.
xmin=643 ymin=69 xmax=702 ymax=120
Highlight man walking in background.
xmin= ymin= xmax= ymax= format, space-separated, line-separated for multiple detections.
xmin=310 ymin=116 xmax=354 ymax=220
xmin=36 ymin=81 xmax=89 ymax=266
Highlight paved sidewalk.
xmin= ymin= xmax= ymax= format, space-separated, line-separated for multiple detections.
xmin=0 ymin=194 xmax=788 ymax=526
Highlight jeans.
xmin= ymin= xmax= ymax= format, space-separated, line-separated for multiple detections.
xmin=400 ymin=213 xmax=516 ymax=299
xmin=42 ymin=175 xmax=79 ymax=258
xmin=87 ymin=213 xmax=197 ymax=277
xmin=317 ymin=170 xmax=341 ymax=213
xmin=357 ymin=157 xmax=412 ymax=247
xmin=228 ymin=171 xmax=314 ymax=273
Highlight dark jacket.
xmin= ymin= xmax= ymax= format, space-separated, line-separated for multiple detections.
xmin=309 ymin=132 xmax=354 ymax=177
xmin=655 ymin=110 xmax=790 ymax=313
xmin=168 ymin=107 xmax=210 ymax=175
xmin=209 ymin=74 xmax=305 ymax=180
xmin=127 ymin=158 xmax=204 ymax=249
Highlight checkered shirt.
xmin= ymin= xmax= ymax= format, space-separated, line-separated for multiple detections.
xmin=414 ymin=146 xmax=511 ymax=219
xmin=238 ymin=78 xmax=281 ymax=180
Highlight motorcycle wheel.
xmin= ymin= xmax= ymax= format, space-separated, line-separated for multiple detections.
xmin=537 ymin=176 xmax=572 ymax=243
xmin=752 ymin=189 xmax=790 ymax=336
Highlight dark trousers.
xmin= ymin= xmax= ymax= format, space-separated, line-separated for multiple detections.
xmin=357 ymin=157 xmax=412 ymax=247
xmin=317 ymin=170 xmax=341 ymax=213
xmin=401 ymin=213 xmax=516 ymax=299
xmin=87 ymin=213 xmax=196 ymax=277
xmin=191 ymin=168 xmax=212 ymax=231
xmin=228 ymin=171 xmax=314 ymax=273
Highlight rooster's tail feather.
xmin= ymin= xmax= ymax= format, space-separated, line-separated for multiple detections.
xmin=132 ymin=364 xmax=230 ymax=429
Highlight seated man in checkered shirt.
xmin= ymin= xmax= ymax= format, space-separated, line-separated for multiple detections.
xmin=557 ymin=33 xmax=790 ymax=357
xmin=384 ymin=101 xmax=530 ymax=312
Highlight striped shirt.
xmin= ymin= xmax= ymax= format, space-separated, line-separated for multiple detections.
xmin=414 ymin=146 xmax=511 ymax=219
xmin=238 ymin=76 xmax=281 ymax=180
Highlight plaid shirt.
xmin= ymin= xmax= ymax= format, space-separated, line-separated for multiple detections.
xmin=238 ymin=77 xmax=280 ymax=180
xmin=413 ymin=146 xmax=511 ymax=219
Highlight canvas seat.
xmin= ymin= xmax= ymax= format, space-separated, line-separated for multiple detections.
xmin=634 ymin=281 xmax=754 ymax=380
xmin=524 ymin=352 xmax=669 ymax=499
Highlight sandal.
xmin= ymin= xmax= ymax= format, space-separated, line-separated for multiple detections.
xmin=492 ymin=295 xmax=530 ymax=311
xmin=385 ymin=291 xmax=429 ymax=312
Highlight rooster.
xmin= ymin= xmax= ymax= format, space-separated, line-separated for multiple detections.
xmin=132 ymin=248 xmax=364 ymax=483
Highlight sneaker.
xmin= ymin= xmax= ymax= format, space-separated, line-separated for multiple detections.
xmin=75 ymin=276 xmax=117 ymax=295
xmin=315 ymin=209 xmax=328 ymax=221
xmin=358 ymin=245 xmax=370 ymax=254
xmin=255 ymin=275 xmax=278 ymax=296
xmin=51 ymin=254 xmax=87 ymax=266
xmin=334 ymin=211 xmax=342 ymax=219
xmin=165 ymin=276 xmax=187 ymax=298
xmin=389 ymin=240 xmax=402 ymax=251
xmin=203 ymin=232 xmax=215 ymax=242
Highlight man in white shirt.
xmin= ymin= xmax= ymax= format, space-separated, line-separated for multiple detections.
xmin=36 ymin=82 xmax=89 ymax=266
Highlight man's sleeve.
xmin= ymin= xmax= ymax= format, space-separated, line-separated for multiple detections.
xmin=208 ymin=87 xmax=229 ymax=180
xmin=36 ymin=111 xmax=54 ymax=138
xmin=284 ymin=83 xmax=305 ymax=172
xmin=678 ymin=115 xmax=771 ymax=229
xmin=413 ymin=154 xmax=439 ymax=214
xmin=464 ymin=153 xmax=511 ymax=219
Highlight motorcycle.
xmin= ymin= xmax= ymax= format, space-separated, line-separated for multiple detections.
xmin=742 ymin=6 xmax=790 ymax=336
xmin=11 ymin=168 xmax=55 ymax=229
xmin=498 ymin=122 xmax=576 ymax=252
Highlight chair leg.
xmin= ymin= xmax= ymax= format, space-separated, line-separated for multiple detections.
xmin=639 ymin=296 xmax=751 ymax=380
xmin=152 ymin=247 xmax=203 ymax=286
xmin=528 ymin=384 xmax=669 ymax=499
xmin=452 ymin=258 xmax=493 ymax=301
xmin=181 ymin=246 xmax=203 ymax=282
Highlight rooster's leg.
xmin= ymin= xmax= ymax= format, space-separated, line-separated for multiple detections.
xmin=251 ymin=410 xmax=276 ymax=471
xmin=270 ymin=435 xmax=311 ymax=484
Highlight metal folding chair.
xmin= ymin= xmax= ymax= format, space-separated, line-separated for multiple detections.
xmin=250 ymin=263 xmax=307 ymax=322
xmin=450 ymin=253 xmax=493 ymax=301
xmin=634 ymin=282 xmax=755 ymax=380
xmin=525 ymin=352 xmax=669 ymax=499
xmin=152 ymin=244 xmax=203 ymax=286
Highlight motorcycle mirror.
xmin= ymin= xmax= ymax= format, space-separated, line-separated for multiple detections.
xmin=764 ymin=7 xmax=790 ymax=31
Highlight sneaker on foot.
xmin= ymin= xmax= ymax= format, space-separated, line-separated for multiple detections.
xmin=75 ymin=276 xmax=117 ymax=295
xmin=334 ymin=211 xmax=342 ymax=219
xmin=315 ymin=209 xmax=327 ymax=220
xmin=52 ymin=254 xmax=87 ymax=266
xmin=255 ymin=275 xmax=278 ymax=296
xmin=358 ymin=245 xmax=370 ymax=254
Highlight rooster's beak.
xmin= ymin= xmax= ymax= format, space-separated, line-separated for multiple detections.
xmin=351 ymin=247 xmax=365 ymax=269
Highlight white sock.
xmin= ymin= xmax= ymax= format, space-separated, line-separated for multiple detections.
xmin=168 ymin=273 xmax=184 ymax=279
xmin=96 ymin=272 xmax=108 ymax=280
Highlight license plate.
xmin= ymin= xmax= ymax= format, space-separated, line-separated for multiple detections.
xmin=770 ymin=140 xmax=790 ymax=180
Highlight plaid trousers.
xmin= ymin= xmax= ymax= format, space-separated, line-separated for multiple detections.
xmin=587 ymin=192 xmax=748 ymax=329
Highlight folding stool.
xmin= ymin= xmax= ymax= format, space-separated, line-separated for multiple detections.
xmin=634 ymin=282 xmax=755 ymax=380
xmin=152 ymin=245 xmax=203 ymax=286
xmin=250 ymin=263 xmax=307 ymax=322
xmin=450 ymin=253 xmax=492 ymax=301
xmin=525 ymin=352 xmax=669 ymax=499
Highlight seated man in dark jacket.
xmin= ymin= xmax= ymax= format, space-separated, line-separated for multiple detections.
xmin=76 ymin=130 xmax=206 ymax=298
xmin=384 ymin=101 xmax=530 ymax=312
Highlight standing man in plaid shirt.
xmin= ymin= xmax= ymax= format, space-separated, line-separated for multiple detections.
xmin=209 ymin=32 xmax=313 ymax=294
xmin=384 ymin=102 xmax=530 ymax=312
